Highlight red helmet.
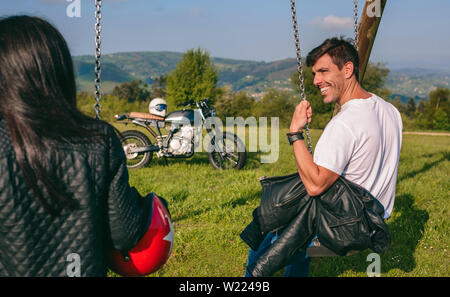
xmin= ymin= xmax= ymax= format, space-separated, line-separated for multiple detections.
xmin=108 ymin=193 xmax=173 ymax=276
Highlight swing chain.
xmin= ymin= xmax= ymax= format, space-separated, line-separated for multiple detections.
xmin=94 ymin=0 xmax=102 ymax=120
xmin=333 ymin=0 xmax=359 ymax=118
xmin=289 ymin=0 xmax=312 ymax=153
xmin=353 ymin=0 xmax=359 ymax=50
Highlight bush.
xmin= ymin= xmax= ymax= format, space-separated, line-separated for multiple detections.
xmin=252 ymin=88 xmax=297 ymax=128
xmin=432 ymin=109 xmax=449 ymax=130
xmin=112 ymin=80 xmax=151 ymax=102
xmin=77 ymin=93 xmax=148 ymax=122
xmin=214 ymin=88 xmax=254 ymax=120
xmin=400 ymin=112 xmax=419 ymax=131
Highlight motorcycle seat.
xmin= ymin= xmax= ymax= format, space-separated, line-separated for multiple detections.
xmin=129 ymin=112 xmax=165 ymax=121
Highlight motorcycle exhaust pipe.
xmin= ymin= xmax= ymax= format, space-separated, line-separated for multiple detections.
xmin=127 ymin=145 xmax=160 ymax=154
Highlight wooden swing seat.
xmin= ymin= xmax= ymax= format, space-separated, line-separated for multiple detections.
xmin=306 ymin=238 xmax=359 ymax=257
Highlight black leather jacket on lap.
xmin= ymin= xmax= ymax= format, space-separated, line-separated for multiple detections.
xmin=240 ymin=172 xmax=390 ymax=277
xmin=0 ymin=119 xmax=151 ymax=276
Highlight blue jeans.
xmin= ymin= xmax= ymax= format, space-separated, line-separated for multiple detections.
xmin=245 ymin=232 xmax=314 ymax=277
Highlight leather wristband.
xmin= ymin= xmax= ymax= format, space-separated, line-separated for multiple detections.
xmin=286 ymin=131 xmax=304 ymax=145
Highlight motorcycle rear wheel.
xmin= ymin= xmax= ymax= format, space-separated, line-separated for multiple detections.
xmin=119 ymin=130 xmax=153 ymax=169
xmin=208 ymin=132 xmax=246 ymax=170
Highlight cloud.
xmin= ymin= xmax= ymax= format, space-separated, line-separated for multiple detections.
xmin=311 ymin=15 xmax=353 ymax=30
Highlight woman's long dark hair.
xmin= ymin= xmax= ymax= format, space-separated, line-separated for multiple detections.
xmin=0 ymin=16 xmax=101 ymax=214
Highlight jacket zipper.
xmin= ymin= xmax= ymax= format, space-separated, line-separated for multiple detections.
xmin=274 ymin=188 xmax=307 ymax=207
xmin=328 ymin=216 xmax=361 ymax=228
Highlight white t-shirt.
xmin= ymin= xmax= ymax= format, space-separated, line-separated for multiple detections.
xmin=313 ymin=94 xmax=403 ymax=218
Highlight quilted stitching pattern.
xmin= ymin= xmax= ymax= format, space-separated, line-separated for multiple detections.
xmin=0 ymin=119 xmax=150 ymax=276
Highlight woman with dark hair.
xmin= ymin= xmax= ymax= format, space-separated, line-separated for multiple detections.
xmin=0 ymin=16 xmax=153 ymax=276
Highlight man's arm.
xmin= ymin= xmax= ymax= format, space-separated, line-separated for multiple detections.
xmin=292 ymin=138 xmax=339 ymax=196
xmin=290 ymin=100 xmax=339 ymax=196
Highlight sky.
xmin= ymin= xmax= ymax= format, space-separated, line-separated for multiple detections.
xmin=2 ymin=0 xmax=450 ymax=70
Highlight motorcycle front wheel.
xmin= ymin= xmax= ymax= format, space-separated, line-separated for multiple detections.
xmin=208 ymin=132 xmax=246 ymax=170
xmin=119 ymin=130 xmax=153 ymax=169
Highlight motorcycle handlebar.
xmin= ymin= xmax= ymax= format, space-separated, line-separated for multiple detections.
xmin=176 ymin=98 xmax=209 ymax=108
xmin=176 ymin=100 xmax=194 ymax=107
xmin=114 ymin=114 xmax=128 ymax=121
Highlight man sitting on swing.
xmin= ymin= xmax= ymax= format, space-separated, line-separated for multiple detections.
xmin=245 ymin=37 xmax=402 ymax=277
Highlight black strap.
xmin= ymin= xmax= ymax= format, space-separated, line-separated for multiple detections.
xmin=287 ymin=132 xmax=304 ymax=145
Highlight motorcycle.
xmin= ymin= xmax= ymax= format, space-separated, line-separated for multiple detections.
xmin=114 ymin=98 xmax=246 ymax=170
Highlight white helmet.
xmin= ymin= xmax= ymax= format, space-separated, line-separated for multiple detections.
xmin=149 ymin=98 xmax=167 ymax=117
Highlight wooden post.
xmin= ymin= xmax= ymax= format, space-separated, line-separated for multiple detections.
xmin=357 ymin=0 xmax=388 ymax=83
xmin=333 ymin=0 xmax=387 ymax=116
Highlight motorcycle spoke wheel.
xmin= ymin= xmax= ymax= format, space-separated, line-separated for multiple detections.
xmin=120 ymin=130 xmax=152 ymax=169
xmin=208 ymin=133 xmax=246 ymax=170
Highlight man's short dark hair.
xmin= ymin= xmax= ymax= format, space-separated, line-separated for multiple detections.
xmin=306 ymin=37 xmax=359 ymax=81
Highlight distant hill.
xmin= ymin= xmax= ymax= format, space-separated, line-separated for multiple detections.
xmin=73 ymin=51 xmax=294 ymax=94
xmin=386 ymin=68 xmax=450 ymax=100
xmin=74 ymin=60 xmax=134 ymax=82
xmin=74 ymin=51 xmax=450 ymax=100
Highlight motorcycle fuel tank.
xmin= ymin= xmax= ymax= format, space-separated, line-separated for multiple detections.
xmin=165 ymin=109 xmax=201 ymax=124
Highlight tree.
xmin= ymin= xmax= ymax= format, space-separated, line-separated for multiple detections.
xmin=417 ymin=101 xmax=426 ymax=114
xmin=428 ymin=87 xmax=449 ymax=115
xmin=361 ymin=62 xmax=391 ymax=99
xmin=391 ymin=96 xmax=407 ymax=114
xmin=421 ymin=87 xmax=450 ymax=129
xmin=253 ymin=88 xmax=297 ymax=127
xmin=165 ymin=48 xmax=219 ymax=108
xmin=231 ymin=92 xmax=255 ymax=118
xmin=152 ymin=75 xmax=166 ymax=98
xmin=406 ymin=97 xmax=416 ymax=118
xmin=213 ymin=86 xmax=233 ymax=119
xmin=112 ymin=80 xmax=151 ymax=103
xmin=432 ymin=109 xmax=449 ymax=130
xmin=214 ymin=87 xmax=254 ymax=119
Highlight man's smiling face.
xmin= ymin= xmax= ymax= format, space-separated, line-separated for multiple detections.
xmin=311 ymin=54 xmax=347 ymax=104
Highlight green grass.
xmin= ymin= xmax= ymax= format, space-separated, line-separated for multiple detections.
xmin=109 ymin=128 xmax=449 ymax=277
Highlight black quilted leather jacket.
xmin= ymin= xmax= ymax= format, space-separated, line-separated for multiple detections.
xmin=0 ymin=119 xmax=151 ymax=276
